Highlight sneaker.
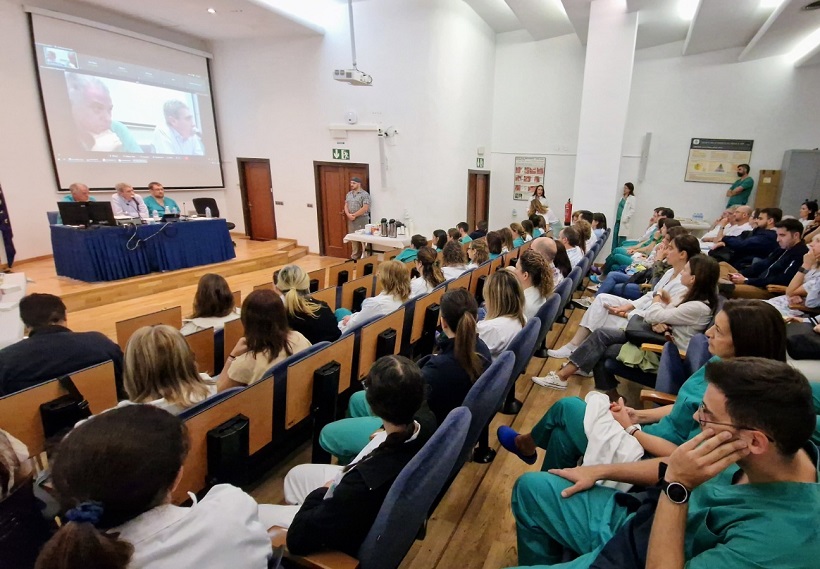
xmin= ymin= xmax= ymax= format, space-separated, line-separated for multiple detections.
xmin=589 ymin=275 xmax=601 ymax=284
xmin=532 ymin=371 xmax=568 ymax=390
xmin=547 ymin=344 xmax=576 ymax=359
xmin=572 ymin=297 xmax=593 ymax=309
xmin=586 ymin=284 xmax=600 ymax=292
xmin=497 ymin=426 xmax=537 ymax=465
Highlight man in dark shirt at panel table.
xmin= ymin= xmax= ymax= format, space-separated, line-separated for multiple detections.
xmin=0 ymin=293 xmax=123 ymax=396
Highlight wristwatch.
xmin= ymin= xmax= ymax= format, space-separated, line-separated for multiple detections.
xmin=799 ymin=267 xmax=809 ymax=274
xmin=626 ymin=424 xmax=642 ymax=436
xmin=658 ymin=462 xmax=690 ymax=504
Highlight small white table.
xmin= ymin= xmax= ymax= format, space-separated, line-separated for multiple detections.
xmin=678 ymin=219 xmax=712 ymax=238
xmin=0 ymin=272 xmax=27 ymax=349
xmin=343 ymin=232 xmax=412 ymax=254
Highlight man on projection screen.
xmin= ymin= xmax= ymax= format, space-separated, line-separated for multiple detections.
xmin=66 ymin=73 xmax=142 ymax=153
xmin=152 ymin=100 xmax=205 ymax=156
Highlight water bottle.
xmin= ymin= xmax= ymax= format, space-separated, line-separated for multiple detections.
xmin=165 ymin=205 xmax=171 ymax=214
xmin=205 ymin=207 xmax=212 ymax=219
xmin=152 ymin=210 xmax=159 ymax=222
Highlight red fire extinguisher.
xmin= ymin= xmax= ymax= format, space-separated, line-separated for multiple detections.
xmin=564 ymin=198 xmax=573 ymax=226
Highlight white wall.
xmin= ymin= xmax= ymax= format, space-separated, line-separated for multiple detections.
xmin=622 ymin=41 xmax=820 ymax=232
xmin=0 ymin=0 xmax=229 ymax=261
xmin=211 ymin=0 xmax=497 ymax=252
xmin=489 ymin=31 xmax=584 ymax=230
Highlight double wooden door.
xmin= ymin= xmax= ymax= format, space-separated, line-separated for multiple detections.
xmin=315 ymin=163 xmax=369 ymax=258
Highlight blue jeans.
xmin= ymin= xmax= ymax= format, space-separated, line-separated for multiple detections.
xmin=597 ymin=272 xmax=642 ymax=300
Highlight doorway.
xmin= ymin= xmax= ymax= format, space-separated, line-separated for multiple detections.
xmin=314 ymin=162 xmax=370 ymax=257
xmin=237 ymin=158 xmax=277 ymax=241
xmin=467 ymin=170 xmax=490 ymax=230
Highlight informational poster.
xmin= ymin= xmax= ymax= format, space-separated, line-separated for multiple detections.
xmin=513 ymin=156 xmax=546 ymax=201
xmin=685 ymin=138 xmax=753 ymax=183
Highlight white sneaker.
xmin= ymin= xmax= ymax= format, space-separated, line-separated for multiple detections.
xmin=547 ymin=344 xmax=576 ymax=359
xmin=572 ymin=297 xmax=593 ymax=309
xmin=586 ymin=284 xmax=600 ymax=292
xmin=532 ymin=371 xmax=568 ymax=390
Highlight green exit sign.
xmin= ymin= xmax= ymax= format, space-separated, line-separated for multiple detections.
xmin=333 ymin=148 xmax=351 ymax=160
xmin=476 ymin=157 xmax=484 ymax=168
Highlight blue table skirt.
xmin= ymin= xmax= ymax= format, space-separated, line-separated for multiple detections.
xmin=51 ymin=219 xmax=236 ymax=282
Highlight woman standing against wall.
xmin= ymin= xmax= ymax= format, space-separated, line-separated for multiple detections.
xmin=613 ymin=182 xmax=636 ymax=251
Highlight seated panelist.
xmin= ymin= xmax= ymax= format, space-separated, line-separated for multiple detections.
xmin=110 ymin=182 xmax=148 ymax=219
xmin=62 ymin=182 xmax=96 ymax=203
xmin=143 ymin=182 xmax=180 ymax=217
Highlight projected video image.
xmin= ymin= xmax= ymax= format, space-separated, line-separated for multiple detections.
xmin=43 ymin=46 xmax=78 ymax=69
xmin=66 ymin=72 xmax=205 ymax=156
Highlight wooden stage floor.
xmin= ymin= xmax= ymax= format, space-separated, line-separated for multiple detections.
xmin=11 ymin=235 xmax=345 ymax=341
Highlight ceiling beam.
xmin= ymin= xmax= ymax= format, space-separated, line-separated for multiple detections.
xmin=737 ymin=0 xmax=790 ymax=62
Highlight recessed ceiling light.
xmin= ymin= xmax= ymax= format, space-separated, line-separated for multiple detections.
xmin=759 ymin=0 xmax=785 ymax=9
xmin=207 ymin=8 xmax=216 ymax=14
xmin=677 ymin=0 xmax=700 ymax=21
xmin=787 ymin=27 xmax=820 ymax=64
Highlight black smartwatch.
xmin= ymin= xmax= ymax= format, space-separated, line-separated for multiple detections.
xmin=658 ymin=462 xmax=690 ymax=504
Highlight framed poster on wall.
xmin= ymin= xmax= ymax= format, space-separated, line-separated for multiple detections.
xmin=685 ymin=138 xmax=753 ymax=183
xmin=513 ymin=156 xmax=546 ymax=201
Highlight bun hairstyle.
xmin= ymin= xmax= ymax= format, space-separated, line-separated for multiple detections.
xmin=517 ymin=249 xmax=554 ymax=299
xmin=277 ymin=264 xmax=322 ymax=319
xmin=440 ymin=289 xmax=483 ymax=381
xmin=35 ymin=406 xmax=188 ymax=569
xmin=416 ymin=246 xmax=445 ymax=289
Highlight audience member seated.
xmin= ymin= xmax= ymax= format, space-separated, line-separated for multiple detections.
xmin=719 ymin=218 xmax=807 ymax=299
xmin=607 ymin=206 xmax=673 ymax=263
xmin=531 ymin=214 xmax=547 ymax=238
xmin=486 ymin=231 xmax=503 ymax=260
xmin=266 ymin=355 xmax=436 ymax=558
xmin=511 ymin=249 xmax=554 ymax=320
xmin=469 ymin=220 xmax=488 ymax=240
xmin=803 ymin=204 xmax=820 ymax=241
xmin=337 ymin=260 xmax=410 ymax=334
xmin=62 ymin=182 xmax=95 ymax=203
xmin=218 ymin=289 xmax=311 ymax=389
xmin=592 ymin=212 xmax=607 ymax=239
xmin=548 ymin=234 xmax=700 ymax=360
xmin=602 ymin=218 xmax=680 ymax=275
xmin=440 ymin=240 xmax=468 ymax=280
xmin=701 ymin=205 xmax=753 ymax=244
xmin=799 ymin=199 xmax=818 ymax=229
xmin=122 ymin=325 xmax=216 ymax=414
xmin=709 ymin=207 xmax=781 ymax=269
xmin=320 ymin=291 xmax=490 ymax=462
xmin=501 ymin=300 xmax=786 ymax=469
xmin=574 ymin=210 xmax=597 ymax=249
xmin=431 ymin=229 xmax=447 ymax=252
xmin=110 ymin=182 xmax=148 ymax=219
xmin=411 ymin=246 xmax=445 ymax=298
xmin=1 ymin=428 xmax=32 ymax=499
xmin=535 ymin=254 xmax=719 ymax=393
xmin=521 ymin=220 xmax=535 ymax=243
xmin=0 ymin=293 xmax=123 ymax=396
xmin=180 ymin=273 xmax=240 ymax=335
xmin=510 ymin=223 xmax=527 ymax=248
xmin=573 ymin=219 xmax=592 ymax=253
xmin=466 ymin=239 xmax=489 ymax=268
xmin=143 ymin=182 xmax=180 ymax=217
xmin=394 ymin=234 xmax=426 ymax=263
xmin=508 ymin=357 xmax=818 ymax=568
xmin=34 ymin=405 xmax=274 ymax=568
xmin=558 ymin=226 xmax=584 ymax=267
xmin=768 ymin=233 xmax=820 ymax=318
xmin=447 ymin=227 xmax=460 ymax=242
xmin=274 ymin=265 xmax=340 ymax=345
xmin=530 ymin=236 xmax=565 ymax=287
xmin=476 ymin=270 xmax=526 ymax=359
xmin=553 ymin=241 xmax=573 ymax=281
xmin=457 ymin=221 xmax=473 ymax=244
xmin=500 ymin=227 xmax=516 ymax=253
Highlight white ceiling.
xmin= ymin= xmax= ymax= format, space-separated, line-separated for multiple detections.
xmin=466 ymin=0 xmax=820 ymax=66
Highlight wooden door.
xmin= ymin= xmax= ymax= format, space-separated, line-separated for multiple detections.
xmin=314 ymin=162 xmax=369 ymax=257
xmin=467 ymin=170 xmax=490 ymax=229
xmin=238 ymin=158 xmax=277 ymax=241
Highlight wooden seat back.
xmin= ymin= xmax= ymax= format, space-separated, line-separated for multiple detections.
xmin=327 ymin=261 xmax=356 ymax=288
xmin=340 ymin=275 xmax=375 ymax=310
xmin=355 ymin=255 xmax=379 ymax=279
xmin=252 ymin=282 xmax=274 ymax=292
xmin=115 ymin=306 xmax=182 ymax=350
xmin=285 ymin=334 xmax=355 ymax=428
xmin=232 ymin=290 xmax=242 ymax=307
xmin=468 ymin=263 xmax=491 ymax=297
xmin=308 ymin=268 xmax=327 ymax=291
xmin=311 ymin=286 xmax=338 ymax=311
xmin=358 ymin=307 xmax=406 ymax=380
xmin=383 ymin=249 xmax=401 ymax=262
xmin=175 ymin=377 xmax=274 ymax=503
xmin=185 ymin=328 xmax=215 ymax=376
xmin=490 ymin=255 xmax=503 ymax=273
xmin=222 ymin=319 xmax=245 ymax=365
xmin=447 ymin=271 xmax=471 ymax=291
xmin=0 ymin=361 xmax=118 ymax=457
xmin=410 ymin=288 xmax=445 ymax=344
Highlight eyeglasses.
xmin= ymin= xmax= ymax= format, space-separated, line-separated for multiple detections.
xmin=697 ymin=403 xmax=773 ymax=441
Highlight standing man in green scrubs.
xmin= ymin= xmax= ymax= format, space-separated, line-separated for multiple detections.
xmin=725 ymin=163 xmax=754 ymax=207
xmin=508 ymin=358 xmax=819 ymax=569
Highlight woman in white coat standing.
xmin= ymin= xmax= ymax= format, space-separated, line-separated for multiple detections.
xmin=613 ymin=182 xmax=636 ymax=251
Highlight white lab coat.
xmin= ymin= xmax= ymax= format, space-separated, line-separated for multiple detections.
xmin=618 ymin=195 xmax=637 ymax=238
xmin=442 ymin=265 xmax=468 ymax=281
xmin=110 ymin=484 xmax=272 ymax=569
xmin=477 ymin=315 xmax=525 ymax=359
xmin=338 ymin=292 xmax=403 ymax=333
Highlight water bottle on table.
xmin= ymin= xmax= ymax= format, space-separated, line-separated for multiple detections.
xmin=205 ymin=207 xmax=212 ymax=219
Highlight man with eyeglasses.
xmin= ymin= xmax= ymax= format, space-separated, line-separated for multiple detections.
xmin=508 ymin=357 xmax=819 ymax=568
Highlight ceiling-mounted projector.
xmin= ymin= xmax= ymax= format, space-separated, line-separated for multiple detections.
xmin=333 ymin=68 xmax=373 ymax=86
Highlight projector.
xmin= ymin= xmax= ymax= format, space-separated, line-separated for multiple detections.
xmin=333 ymin=68 xmax=373 ymax=86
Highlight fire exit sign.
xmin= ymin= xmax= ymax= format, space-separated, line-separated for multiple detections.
xmin=333 ymin=148 xmax=351 ymax=160
xmin=476 ymin=157 xmax=484 ymax=168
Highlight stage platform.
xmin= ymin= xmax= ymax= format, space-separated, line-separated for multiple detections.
xmin=10 ymin=235 xmax=346 ymax=341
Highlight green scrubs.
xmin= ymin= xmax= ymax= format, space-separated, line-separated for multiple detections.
xmin=319 ymin=391 xmax=381 ymax=465
xmin=144 ymin=195 xmax=180 ymax=217
xmin=726 ymin=176 xmax=754 ymax=207
xmin=460 ymin=235 xmax=473 ymax=244
xmin=395 ymin=248 xmax=418 ymax=263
